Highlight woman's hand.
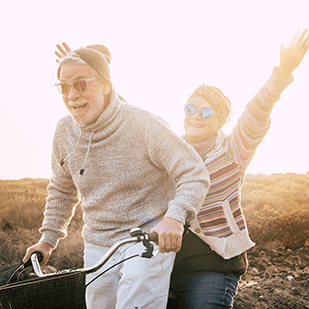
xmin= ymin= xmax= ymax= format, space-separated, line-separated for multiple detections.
xmin=55 ymin=42 xmax=71 ymax=63
xmin=277 ymin=28 xmax=309 ymax=78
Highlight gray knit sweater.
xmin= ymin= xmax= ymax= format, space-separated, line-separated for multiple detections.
xmin=40 ymin=89 xmax=209 ymax=248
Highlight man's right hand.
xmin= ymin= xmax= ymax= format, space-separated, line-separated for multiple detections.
xmin=23 ymin=241 xmax=53 ymax=266
xmin=150 ymin=216 xmax=184 ymax=253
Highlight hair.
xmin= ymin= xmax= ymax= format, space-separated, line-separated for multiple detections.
xmin=58 ymin=52 xmax=87 ymax=66
xmin=58 ymin=53 xmax=111 ymax=96
xmin=186 ymin=85 xmax=233 ymax=126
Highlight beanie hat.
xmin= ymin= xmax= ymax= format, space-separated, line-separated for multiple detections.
xmin=57 ymin=44 xmax=112 ymax=84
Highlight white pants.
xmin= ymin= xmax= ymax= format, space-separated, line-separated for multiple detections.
xmin=84 ymin=241 xmax=175 ymax=309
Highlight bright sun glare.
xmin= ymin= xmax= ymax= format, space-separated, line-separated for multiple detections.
xmin=1 ymin=0 xmax=309 ymax=179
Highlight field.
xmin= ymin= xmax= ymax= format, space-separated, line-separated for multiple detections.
xmin=0 ymin=173 xmax=309 ymax=308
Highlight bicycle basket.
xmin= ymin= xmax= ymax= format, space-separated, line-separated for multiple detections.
xmin=0 ymin=270 xmax=86 ymax=309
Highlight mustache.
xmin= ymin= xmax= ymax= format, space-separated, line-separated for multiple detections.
xmin=68 ymin=99 xmax=88 ymax=107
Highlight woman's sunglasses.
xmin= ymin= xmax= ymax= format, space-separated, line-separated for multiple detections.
xmin=55 ymin=77 xmax=96 ymax=94
xmin=184 ymin=105 xmax=215 ymax=119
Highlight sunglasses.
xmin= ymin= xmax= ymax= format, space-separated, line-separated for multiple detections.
xmin=184 ymin=105 xmax=215 ymax=119
xmin=55 ymin=77 xmax=96 ymax=94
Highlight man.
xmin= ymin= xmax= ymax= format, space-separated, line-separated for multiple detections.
xmin=23 ymin=44 xmax=209 ymax=309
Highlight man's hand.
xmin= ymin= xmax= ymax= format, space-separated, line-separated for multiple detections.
xmin=55 ymin=42 xmax=71 ymax=63
xmin=150 ymin=217 xmax=184 ymax=253
xmin=278 ymin=28 xmax=309 ymax=78
xmin=23 ymin=241 xmax=53 ymax=266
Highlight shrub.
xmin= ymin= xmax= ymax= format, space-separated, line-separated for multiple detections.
xmin=242 ymin=173 xmax=309 ymax=248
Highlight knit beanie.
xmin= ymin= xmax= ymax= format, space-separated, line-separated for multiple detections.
xmin=57 ymin=44 xmax=112 ymax=84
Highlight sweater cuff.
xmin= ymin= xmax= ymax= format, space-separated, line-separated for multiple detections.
xmin=39 ymin=232 xmax=60 ymax=249
xmin=164 ymin=205 xmax=187 ymax=226
xmin=266 ymin=67 xmax=294 ymax=97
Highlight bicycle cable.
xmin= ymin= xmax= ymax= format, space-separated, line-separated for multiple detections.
xmin=85 ymin=254 xmax=139 ymax=288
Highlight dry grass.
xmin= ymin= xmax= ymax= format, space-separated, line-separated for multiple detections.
xmin=242 ymin=173 xmax=309 ymax=248
xmin=0 ymin=173 xmax=309 ymax=270
xmin=0 ymin=178 xmax=84 ymax=269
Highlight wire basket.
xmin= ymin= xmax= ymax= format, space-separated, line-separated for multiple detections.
xmin=0 ymin=270 xmax=86 ymax=309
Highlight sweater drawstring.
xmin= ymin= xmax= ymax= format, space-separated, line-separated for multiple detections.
xmin=79 ymin=131 xmax=94 ymax=175
xmin=59 ymin=131 xmax=82 ymax=167
xmin=59 ymin=131 xmax=94 ymax=176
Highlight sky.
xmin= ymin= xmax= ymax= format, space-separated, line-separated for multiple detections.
xmin=1 ymin=0 xmax=309 ymax=180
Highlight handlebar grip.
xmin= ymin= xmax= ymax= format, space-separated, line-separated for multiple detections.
xmin=148 ymin=231 xmax=158 ymax=242
xmin=24 ymin=251 xmax=44 ymax=268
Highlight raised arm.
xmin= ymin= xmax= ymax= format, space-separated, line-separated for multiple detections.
xmin=230 ymin=28 xmax=309 ymax=171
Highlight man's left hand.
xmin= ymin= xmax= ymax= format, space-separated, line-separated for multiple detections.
xmin=150 ymin=217 xmax=184 ymax=253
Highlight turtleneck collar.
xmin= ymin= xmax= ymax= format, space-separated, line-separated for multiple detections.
xmin=60 ymin=88 xmax=122 ymax=175
xmin=76 ymin=87 xmax=122 ymax=133
xmin=182 ymin=129 xmax=225 ymax=160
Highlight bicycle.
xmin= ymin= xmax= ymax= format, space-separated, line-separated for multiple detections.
xmin=0 ymin=228 xmax=158 ymax=309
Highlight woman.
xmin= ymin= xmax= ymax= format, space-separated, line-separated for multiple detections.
xmin=54 ymin=29 xmax=309 ymax=308
xmin=167 ymin=28 xmax=309 ymax=309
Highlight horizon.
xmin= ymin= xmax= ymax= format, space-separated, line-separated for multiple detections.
xmin=1 ymin=170 xmax=309 ymax=182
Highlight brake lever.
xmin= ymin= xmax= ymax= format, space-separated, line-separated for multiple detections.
xmin=141 ymin=237 xmax=159 ymax=258
xmin=129 ymin=228 xmax=158 ymax=259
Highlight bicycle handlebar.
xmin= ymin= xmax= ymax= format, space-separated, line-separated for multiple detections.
xmin=148 ymin=231 xmax=158 ymax=242
xmin=29 ymin=228 xmax=158 ymax=278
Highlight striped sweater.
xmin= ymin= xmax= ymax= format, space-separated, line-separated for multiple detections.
xmin=189 ymin=68 xmax=293 ymax=259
